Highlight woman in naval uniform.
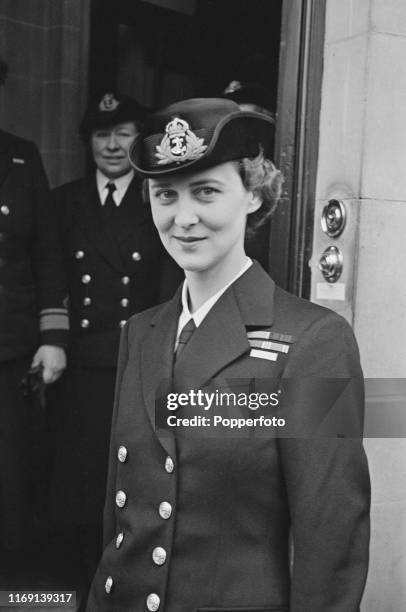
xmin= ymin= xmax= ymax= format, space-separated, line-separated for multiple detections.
xmin=47 ymin=93 xmax=181 ymax=606
xmin=87 ymin=98 xmax=370 ymax=612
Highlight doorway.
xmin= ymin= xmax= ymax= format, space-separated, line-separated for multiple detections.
xmin=88 ymin=0 xmax=325 ymax=296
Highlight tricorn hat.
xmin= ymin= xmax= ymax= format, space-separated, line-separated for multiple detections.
xmin=80 ymin=92 xmax=146 ymax=137
xmin=129 ymin=97 xmax=275 ymax=178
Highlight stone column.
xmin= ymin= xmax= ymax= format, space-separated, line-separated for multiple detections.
xmin=313 ymin=1 xmax=406 ymax=609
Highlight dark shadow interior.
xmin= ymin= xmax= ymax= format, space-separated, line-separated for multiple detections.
xmin=89 ymin=0 xmax=283 ymax=269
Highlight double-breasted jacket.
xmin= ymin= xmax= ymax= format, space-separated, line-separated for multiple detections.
xmin=52 ymin=174 xmax=181 ymax=368
xmin=87 ymin=262 xmax=370 ymax=612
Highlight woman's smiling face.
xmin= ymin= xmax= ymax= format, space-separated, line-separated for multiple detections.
xmin=148 ymin=162 xmax=261 ymax=277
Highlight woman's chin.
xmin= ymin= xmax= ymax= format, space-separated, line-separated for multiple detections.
xmin=162 ymin=245 xmax=204 ymax=271
xmin=170 ymin=253 xmax=212 ymax=274
xmin=178 ymin=261 xmax=209 ymax=274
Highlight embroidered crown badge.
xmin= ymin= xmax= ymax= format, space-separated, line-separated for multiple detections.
xmin=99 ymin=93 xmax=119 ymax=112
xmin=155 ymin=117 xmax=207 ymax=165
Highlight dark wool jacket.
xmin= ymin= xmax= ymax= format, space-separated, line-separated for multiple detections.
xmin=53 ymin=175 xmax=182 ymax=368
xmin=0 ymin=130 xmax=68 ymax=360
xmin=87 ymin=262 xmax=370 ymax=612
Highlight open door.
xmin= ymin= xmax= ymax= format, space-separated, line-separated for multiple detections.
xmin=88 ymin=0 xmax=326 ymax=296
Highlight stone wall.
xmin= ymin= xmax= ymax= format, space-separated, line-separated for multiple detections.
xmin=313 ymin=1 xmax=406 ymax=609
xmin=0 ymin=0 xmax=90 ymax=186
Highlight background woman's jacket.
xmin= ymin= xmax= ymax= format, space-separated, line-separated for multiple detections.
xmin=52 ymin=174 xmax=181 ymax=368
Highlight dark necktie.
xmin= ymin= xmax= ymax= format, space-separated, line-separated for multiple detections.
xmin=175 ymin=318 xmax=196 ymax=362
xmin=103 ymin=182 xmax=117 ymax=217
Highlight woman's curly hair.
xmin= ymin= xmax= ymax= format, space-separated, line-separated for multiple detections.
xmin=239 ymin=148 xmax=284 ymax=238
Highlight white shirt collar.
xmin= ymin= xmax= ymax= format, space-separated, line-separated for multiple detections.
xmin=175 ymin=258 xmax=253 ymax=349
xmin=96 ymin=169 xmax=134 ymax=206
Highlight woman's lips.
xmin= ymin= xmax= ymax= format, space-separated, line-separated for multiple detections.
xmin=173 ymin=236 xmax=207 ymax=243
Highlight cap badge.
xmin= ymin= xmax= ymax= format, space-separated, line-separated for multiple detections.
xmin=155 ymin=117 xmax=207 ymax=165
xmin=99 ymin=93 xmax=119 ymax=112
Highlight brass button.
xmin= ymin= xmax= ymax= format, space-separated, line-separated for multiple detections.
xmin=1 ymin=205 xmax=10 ymax=215
xmin=152 ymin=546 xmax=166 ymax=566
xmin=83 ymin=297 xmax=91 ymax=306
xmin=81 ymin=274 xmax=91 ymax=284
xmin=80 ymin=319 xmax=90 ymax=328
xmin=115 ymin=490 xmax=127 ymax=508
xmin=158 ymin=501 xmax=172 ymax=520
xmin=75 ymin=250 xmax=84 ymax=259
xmin=132 ymin=251 xmax=142 ymax=262
xmin=117 ymin=446 xmax=127 ymax=463
xmin=116 ymin=532 xmax=124 ymax=549
xmin=105 ymin=576 xmax=113 ymax=594
xmin=165 ymin=456 xmax=174 ymax=474
xmin=120 ymin=298 xmax=129 ymax=307
xmin=119 ymin=320 xmax=127 ymax=329
xmin=146 ymin=593 xmax=160 ymax=611
xmin=121 ymin=276 xmax=130 ymax=285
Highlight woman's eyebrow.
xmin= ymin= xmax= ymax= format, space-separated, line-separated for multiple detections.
xmin=150 ymin=182 xmax=173 ymax=189
xmin=189 ymin=178 xmax=224 ymax=187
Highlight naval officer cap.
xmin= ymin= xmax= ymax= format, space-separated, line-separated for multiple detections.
xmin=80 ymin=92 xmax=146 ymax=137
xmin=129 ymin=97 xmax=275 ymax=178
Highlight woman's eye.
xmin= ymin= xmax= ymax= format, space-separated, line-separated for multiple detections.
xmin=154 ymin=190 xmax=176 ymax=203
xmin=195 ymin=187 xmax=220 ymax=199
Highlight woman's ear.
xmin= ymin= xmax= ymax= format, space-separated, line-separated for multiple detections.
xmin=247 ymin=190 xmax=263 ymax=214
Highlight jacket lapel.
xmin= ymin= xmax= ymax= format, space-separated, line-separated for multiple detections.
xmin=78 ymin=177 xmax=125 ymax=274
xmin=175 ymin=262 xmax=275 ymax=388
xmin=140 ymin=263 xmax=276 ymax=455
xmin=141 ymin=288 xmax=182 ymax=457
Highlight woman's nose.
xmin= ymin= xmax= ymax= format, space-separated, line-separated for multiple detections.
xmin=173 ymin=198 xmax=199 ymax=228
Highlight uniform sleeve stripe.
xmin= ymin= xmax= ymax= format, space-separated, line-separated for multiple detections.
xmin=39 ymin=313 xmax=69 ymax=331
xmin=39 ymin=308 xmax=69 ymax=316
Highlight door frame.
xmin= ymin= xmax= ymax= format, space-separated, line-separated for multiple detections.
xmin=270 ymin=0 xmax=326 ymax=297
